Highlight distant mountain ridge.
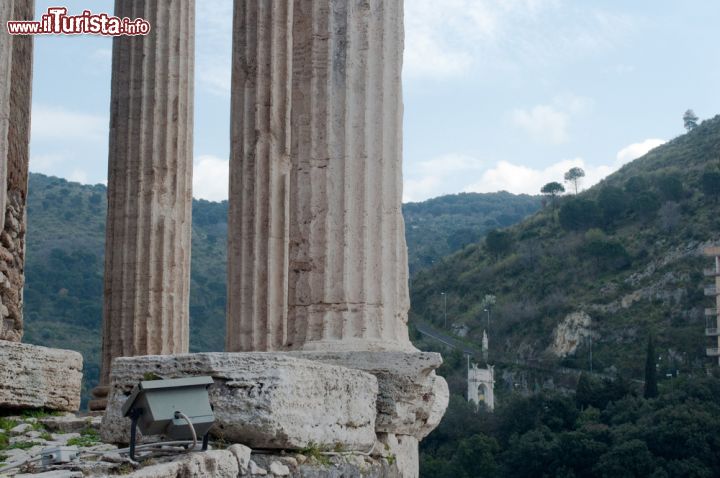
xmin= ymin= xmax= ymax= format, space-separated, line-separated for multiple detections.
xmin=21 ymin=173 xmax=538 ymax=401
xmin=404 ymin=191 xmax=541 ymax=274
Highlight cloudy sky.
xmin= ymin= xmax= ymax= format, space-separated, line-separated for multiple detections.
xmin=28 ymin=0 xmax=720 ymax=202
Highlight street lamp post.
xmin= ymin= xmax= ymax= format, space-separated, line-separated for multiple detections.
xmin=441 ymin=292 xmax=447 ymax=328
xmin=484 ymin=308 xmax=490 ymax=328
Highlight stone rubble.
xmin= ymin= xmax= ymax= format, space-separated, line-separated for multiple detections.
xmin=0 ymin=410 xmax=400 ymax=477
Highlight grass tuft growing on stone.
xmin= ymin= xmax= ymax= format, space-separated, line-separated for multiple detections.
xmin=67 ymin=428 xmax=100 ymax=448
xmin=299 ymin=442 xmax=331 ymax=466
xmin=8 ymin=441 xmax=40 ymax=450
xmin=20 ymin=409 xmax=61 ymax=419
xmin=0 ymin=418 xmax=18 ymax=431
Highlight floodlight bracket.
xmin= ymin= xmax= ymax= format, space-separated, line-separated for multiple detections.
xmin=121 ymin=376 xmax=215 ymax=461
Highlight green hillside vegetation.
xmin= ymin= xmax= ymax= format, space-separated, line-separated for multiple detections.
xmin=414 ymin=116 xmax=720 ymax=477
xmin=23 ymin=174 xmax=228 ymax=400
xmin=404 ymin=192 xmax=541 ymax=274
xmin=410 ymin=115 xmax=720 ymax=379
xmin=421 ymin=370 xmax=720 ymax=477
xmin=21 ymin=174 xmax=534 ymax=401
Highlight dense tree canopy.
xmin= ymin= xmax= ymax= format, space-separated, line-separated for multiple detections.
xmin=421 ymin=374 xmax=720 ymax=477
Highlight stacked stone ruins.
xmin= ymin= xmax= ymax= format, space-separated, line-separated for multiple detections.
xmin=0 ymin=1 xmax=448 ymax=476
xmin=0 ymin=0 xmax=83 ymax=413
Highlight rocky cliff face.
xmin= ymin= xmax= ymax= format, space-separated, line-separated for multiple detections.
xmin=548 ymin=311 xmax=594 ymax=358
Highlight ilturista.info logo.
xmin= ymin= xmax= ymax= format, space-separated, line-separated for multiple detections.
xmin=6 ymin=7 xmax=151 ymax=36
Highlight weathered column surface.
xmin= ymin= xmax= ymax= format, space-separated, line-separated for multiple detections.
xmin=97 ymin=0 xmax=195 ymax=390
xmin=226 ymin=0 xmax=293 ymax=352
xmin=287 ymin=0 xmax=413 ymax=352
xmin=0 ymin=0 xmax=34 ymax=343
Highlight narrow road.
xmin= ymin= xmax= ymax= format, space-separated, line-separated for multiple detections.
xmin=413 ymin=320 xmax=480 ymax=356
xmin=413 ymin=318 xmax=619 ymax=381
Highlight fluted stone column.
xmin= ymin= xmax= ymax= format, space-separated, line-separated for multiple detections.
xmin=0 ymin=1 xmax=12 ymax=233
xmin=226 ymin=1 xmax=293 ymax=352
xmin=0 ymin=0 xmax=34 ymax=343
xmin=97 ymin=0 xmax=195 ymax=390
xmin=287 ymin=0 xmax=413 ymax=352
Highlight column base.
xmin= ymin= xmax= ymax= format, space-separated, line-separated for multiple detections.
xmin=89 ymin=384 xmax=110 ymax=411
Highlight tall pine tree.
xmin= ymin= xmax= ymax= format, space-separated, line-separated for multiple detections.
xmin=644 ymin=335 xmax=658 ymax=399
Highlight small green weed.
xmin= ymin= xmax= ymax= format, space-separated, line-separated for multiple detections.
xmin=299 ymin=442 xmax=331 ymax=466
xmin=20 ymin=409 xmax=61 ymax=419
xmin=67 ymin=428 xmax=100 ymax=447
xmin=9 ymin=441 xmax=40 ymax=450
xmin=0 ymin=418 xmax=18 ymax=431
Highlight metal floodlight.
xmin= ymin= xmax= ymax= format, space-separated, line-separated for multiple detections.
xmin=121 ymin=376 xmax=215 ymax=460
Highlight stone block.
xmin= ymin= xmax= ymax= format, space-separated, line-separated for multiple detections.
xmin=101 ymin=353 xmax=378 ymax=451
xmin=375 ymin=434 xmax=419 ymax=478
xmin=127 ymin=450 xmax=239 ymax=478
xmin=288 ymin=351 xmax=449 ymax=439
xmin=39 ymin=413 xmax=102 ymax=434
xmin=0 ymin=341 xmax=82 ymax=412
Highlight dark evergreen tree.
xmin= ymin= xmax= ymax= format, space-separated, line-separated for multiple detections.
xmin=701 ymin=170 xmax=720 ymax=201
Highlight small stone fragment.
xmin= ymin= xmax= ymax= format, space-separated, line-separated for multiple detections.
xmin=249 ymin=460 xmax=267 ymax=476
xmin=228 ymin=443 xmax=252 ymax=473
xmin=269 ymin=461 xmax=290 ymax=476
xmin=10 ymin=423 xmax=31 ymax=434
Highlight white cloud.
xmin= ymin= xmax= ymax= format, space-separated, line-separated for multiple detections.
xmin=68 ymin=169 xmax=90 ymax=184
xmin=405 ymin=137 xmax=665 ymax=201
xmin=404 ymin=0 xmax=633 ymax=79
xmin=404 ymin=176 xmax=443 ymax=203
xmin=30 ymin=153 xmax=65 ymax=173
xmin=193 ymin=155 xmax=229 ymax=201
xmin=510 ymin=94 xmax=593 ymax=144
xmin=403 ymin=153 xmax=486 ymax=201
xmin=31 ymin=106 xmax=107 ymax=141
xmin=464 ymin=158 xmax=614 ymax=195
xmin=195 ymin=0 xmax=233 ymax=96
xmin=511 ymin=105 xmax=569 ymax=144
xmin=92 ymin=48 xmax=112 ymax=61
xmin=616 ymin=138 xmax=666 ymax=165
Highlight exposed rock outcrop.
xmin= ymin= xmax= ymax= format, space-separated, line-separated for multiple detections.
xmin=548 ymin=311 xmax=593 ymax=358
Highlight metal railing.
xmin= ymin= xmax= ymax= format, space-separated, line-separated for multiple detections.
xmin=705 ymin=286 xmax=718 ymax=296
xmin=705 ymin=308 xmax=718 ymax=317
xmin=707 ymin=347 xmax=720 ymax=357
xmin=706 ymin=328 xmax=720 ymax=337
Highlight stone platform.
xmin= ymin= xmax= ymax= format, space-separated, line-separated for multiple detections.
xmin=100 ymin=351 xmax=448 ymax=478
xmin=101 ymin=353 xmax=379 ymax=451
xmin=0 ymin=341 xmax=83 ymax=412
